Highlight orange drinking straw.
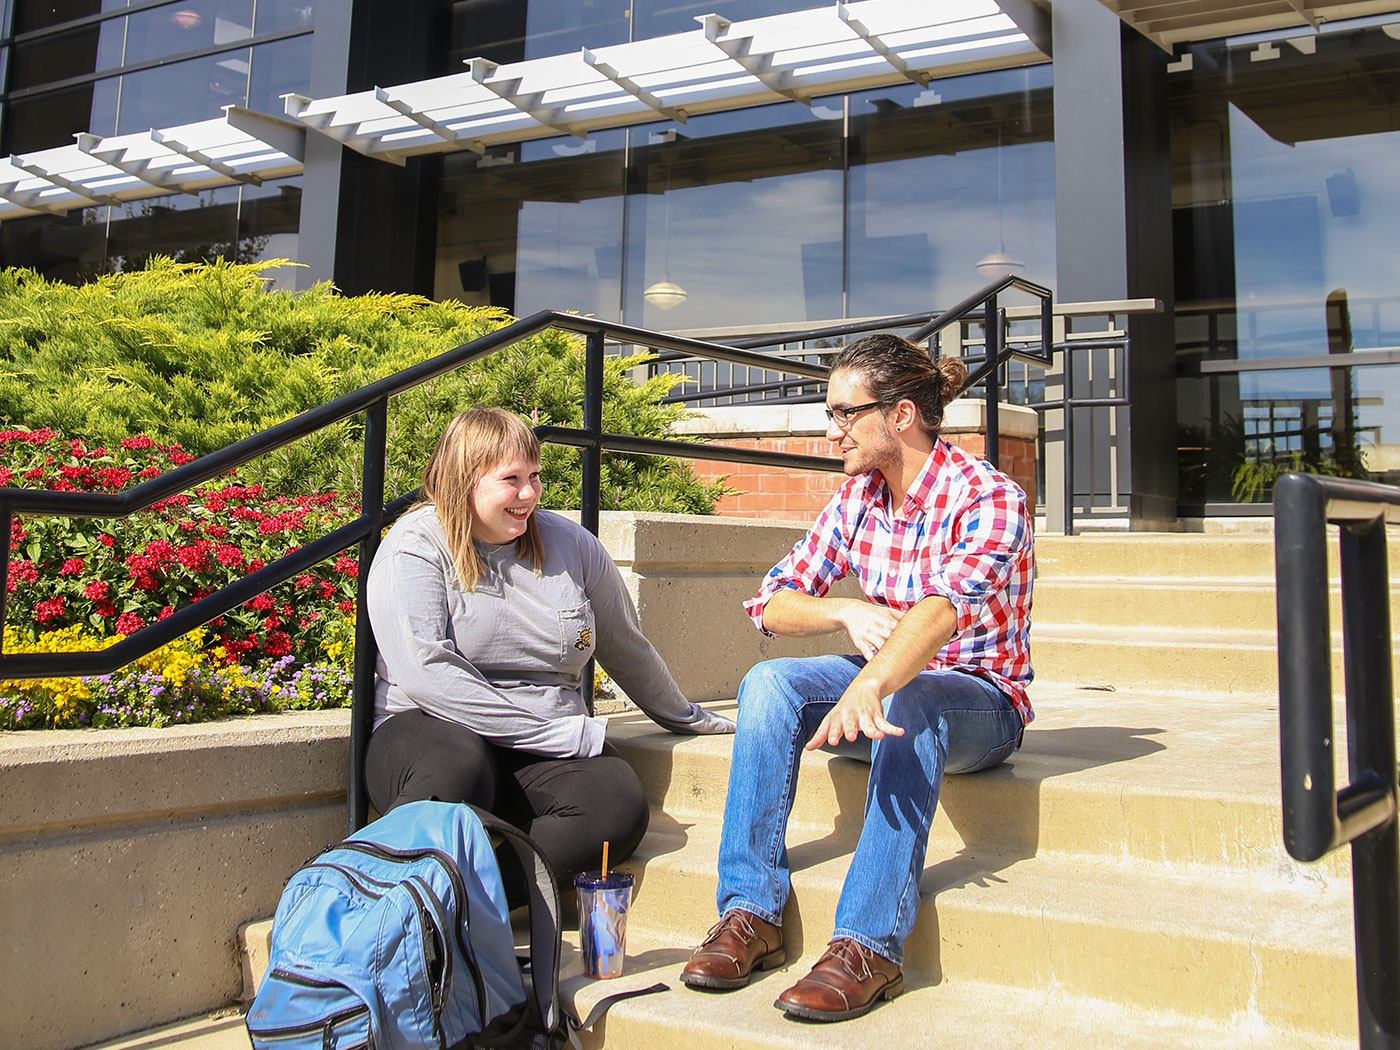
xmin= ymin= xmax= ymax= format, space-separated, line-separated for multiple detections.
xmin=601 ymin=841 xmax=610 ymax=880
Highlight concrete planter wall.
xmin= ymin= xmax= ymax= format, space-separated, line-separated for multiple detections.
xmin=0 ymin=513 xmax=834 ymax=1050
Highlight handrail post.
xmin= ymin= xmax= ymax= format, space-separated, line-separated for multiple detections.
xmin=984 ymin=294 xmax=1000 ymax=469
xmin=1340 ymin=513 xmax=1400 ymax=1048
xmin=348 ymin=398 xmax=388 ymax=834
xmin=0 ymin=503 xmax=10 ymax=658
xmin=1062 ymin=342 xmax=1074 ymax=537
xmin=581 ymin=328 xmax=605 ymax=713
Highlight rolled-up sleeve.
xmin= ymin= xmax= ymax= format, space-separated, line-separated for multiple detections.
xmin=743 ymin=489 xmax=852 ymax=635
xmin=917 ymin=482 xmax=1030 ymax=633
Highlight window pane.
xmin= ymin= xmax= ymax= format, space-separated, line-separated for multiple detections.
xmin=622 ymin=102 xmax=844 ymax=330
xmin=632 ymin=0 xmax=816 ymax=40
xmin=10 ymin=22 xmax=99 ymax=88
xmin=0 ymin=205 xmax=109 ymax=283
xmin=247 ymin=34 xmax=310 ymax=116
xmin=121 ymin=0 xmax=254 ymax=66
xmin=114 ymin=48 xmax=248 ymax=133
xmin=435 ymin=129 xmax=627 ymax=317
xmin=5 ymin=76 xmax=116 ymax=151
xmin=252 ymin=0 xmax=313 ymax=34
xmin=847 ymin=65 xmax=1055 ymax=318
xmin=237 ymin=175 xmax=301 ymax=291
xmin=13 ymin=0 xmax=102 ymax=34
xmin=104 ymin=184 xmax=240 ymax=272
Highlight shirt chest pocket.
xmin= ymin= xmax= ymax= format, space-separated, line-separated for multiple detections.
xmin=557 ymin=601 xmax=596 ymax=670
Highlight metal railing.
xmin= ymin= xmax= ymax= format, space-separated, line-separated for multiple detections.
xmin=1274 ymin=471 xmax=1400 ymax=1050
xmin=0 ymin=310 xmax=845 ymax=832
xmin=0 ymin=276 xmax=1059 ymax=831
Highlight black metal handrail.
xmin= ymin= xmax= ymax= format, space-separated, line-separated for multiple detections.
xmin=1274 ymin=471 xmax=1400 ymax=1050
xmin=0 ymin=309 xmax=847 ymax=830
xmin=1 ymin=277 xmax=1054 ymax=832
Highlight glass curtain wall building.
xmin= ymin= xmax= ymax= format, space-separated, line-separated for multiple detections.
xmin=0 ymin=1 xmax=1397 ymax=516
xmin=0 ymin=0 xmax=311 ymax=283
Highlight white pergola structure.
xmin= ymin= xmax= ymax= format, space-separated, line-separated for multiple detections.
xmin=281 ymin=0 xmax=1046 ymax=164
xmin=1096 ymin=0 xmax=1400 ymax=50
xmin=0 ymin=107 xmax=305 ymax=223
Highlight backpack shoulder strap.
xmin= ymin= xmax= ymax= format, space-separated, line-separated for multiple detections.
xmin=469 ymin=808 xmax=564 ymax=1034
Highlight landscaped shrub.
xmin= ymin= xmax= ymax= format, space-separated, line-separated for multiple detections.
xmin=0 ymin=257 xmax=727 ymax=510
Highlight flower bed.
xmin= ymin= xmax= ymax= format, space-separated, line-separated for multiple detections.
xmin=3 ymin=428 xmax=358 ymax=729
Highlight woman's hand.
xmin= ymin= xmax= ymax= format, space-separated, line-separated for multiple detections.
xmin=836 ymin=600 xmax=904 ymax=662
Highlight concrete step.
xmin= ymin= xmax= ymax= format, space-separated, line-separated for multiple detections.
xmin=1034 ymin=532 xmax=1400 ymax=581
xmin=589 ymin=828 xmax=1356 ymax=1041
xmin=1028 ymin=622 xmax=1400 ymax=697
xmin=607 ymin=693 xmax=1351 ymax=879
xmin=564 ymin=962 xmax=1354 ymax=1050
xmin=1033 ymin=576 xmax=1400 ymax=632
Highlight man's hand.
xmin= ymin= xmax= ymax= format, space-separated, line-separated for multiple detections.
xmin=836 ymin=601 xmax=904 ymax=661
xmin=805 ymin=677 xmax=904 ymax=750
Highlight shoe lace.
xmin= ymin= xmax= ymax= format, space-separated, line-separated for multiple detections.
xmin=822 ymin=938 xmax=875 ymax=982
xmin=700 ymin=910 xmax=757 ymax=948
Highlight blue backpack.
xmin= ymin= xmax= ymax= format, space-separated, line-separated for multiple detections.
xmin=245 ymin=800 xmax=652 ymax=1050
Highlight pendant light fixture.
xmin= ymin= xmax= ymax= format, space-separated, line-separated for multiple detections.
xmin=975 ymin=123 xmax=1023 ymax=281
xmin=643 ymin=158 xmax=687 ymax=310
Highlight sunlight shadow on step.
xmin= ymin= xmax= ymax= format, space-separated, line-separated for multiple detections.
xmin=913 ymin=724 xmax=1168 ymax=983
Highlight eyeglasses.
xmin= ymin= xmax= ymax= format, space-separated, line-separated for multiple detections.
xmin=824 ymin=400 xmax=884 ymax=427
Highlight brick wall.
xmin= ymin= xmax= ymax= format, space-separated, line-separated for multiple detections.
xmin=692 ymin=430 xmax=1038 ymax=521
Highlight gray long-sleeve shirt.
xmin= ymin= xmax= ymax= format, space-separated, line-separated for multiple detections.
xmin=367 ymin=505 xmax=732 ymax=758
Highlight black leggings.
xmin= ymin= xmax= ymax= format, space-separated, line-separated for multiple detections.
xmin=365 ymin=710 xmax=649 ymax=899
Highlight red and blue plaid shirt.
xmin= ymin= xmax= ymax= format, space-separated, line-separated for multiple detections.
xmin=745 ymin=439 xmax=1034 ymax=723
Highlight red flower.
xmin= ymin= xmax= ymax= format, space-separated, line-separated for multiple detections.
xmin=263 ymin=613 xmax=282 ymax=629
xmin=83 ymin=580 xmax=110 ymax=601
xmin=295 ymin=573 xmax=313 ymax=589
xmin=59 ymin=557 xmax=85 ymax=575
xmin=131 ymin=570 xmax=158 ymax=591
xmin=333 ymin=555 xmax=359 ymax=575
xmin=96 ymin=467 xmax=133 ymax=489
xmin=8 ymin=560 xmax=39 ymax=585
xmin=0 ymin=467 xmax=12 ymax=485
xmin=121 ymin=435 xmax=155 ymax=450
xmin=114 ymin=611 xmax=146 ymax=634
xmin=158 ymin=605 xmax=175 ymax=620
xmin=319 ymin=580 xmax=336 ymax=600
xmin=170 ymin=450 xmax=194 ymax=465
xmin=175 ymin=545 xmax=209 ymax=570
xmin=247 ymin=593 xmax=275 ymax=612
xmin=337 ymin=599 xmax=356 ymax=614
xmin=264 ymin=631 xmax=293 ymax=657
xmin=145 ymin=539 xmax=177 ymax=561
xmin=97 ymin=600 xmax=116 ymax=617
xmin=34 ymin=596 xmax=66 ymax=622
xmin=215 ymin=544 xmax=244 ymax=567
xmin=248 ymin=558 xmax=265 ymax=572
xmin=98 ymin=533 xmax=115 ymax=547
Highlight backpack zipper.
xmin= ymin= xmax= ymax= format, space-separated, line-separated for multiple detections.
xmin=249 ymin=971 xmax=370 ymax=1042
xmin=337 ymin=840 xmax=487 ymax=1021
xmin=402 ymin=877 xmax=449 ymax=1050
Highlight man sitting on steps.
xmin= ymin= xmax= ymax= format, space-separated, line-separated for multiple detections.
xmin=679 ymin=333 xmax=1035 ymax=1022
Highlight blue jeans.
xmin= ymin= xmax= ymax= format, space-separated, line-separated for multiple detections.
xmin=715 ymin=655 xmax=1023 ymax=965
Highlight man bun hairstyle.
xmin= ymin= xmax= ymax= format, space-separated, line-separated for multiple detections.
xmin=829 ymin=333 xmax=967 ymax=438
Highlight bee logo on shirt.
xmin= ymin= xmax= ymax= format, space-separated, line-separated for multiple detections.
xmin=574 ymin=627 xmax=592 ymax=651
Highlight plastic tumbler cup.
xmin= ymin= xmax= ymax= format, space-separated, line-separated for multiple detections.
xmin=574 ymin=870 xmax=634 ymax=979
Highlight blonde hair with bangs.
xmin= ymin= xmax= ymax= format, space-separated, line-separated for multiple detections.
xmin=421 ymin=407 xmax=545 ymax=589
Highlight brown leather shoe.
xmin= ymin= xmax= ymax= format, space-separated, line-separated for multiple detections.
xmin=774 ymin=938 xmax=903 ymax=1021
xmin=679 ymin=909 xmax=785 ymax=990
